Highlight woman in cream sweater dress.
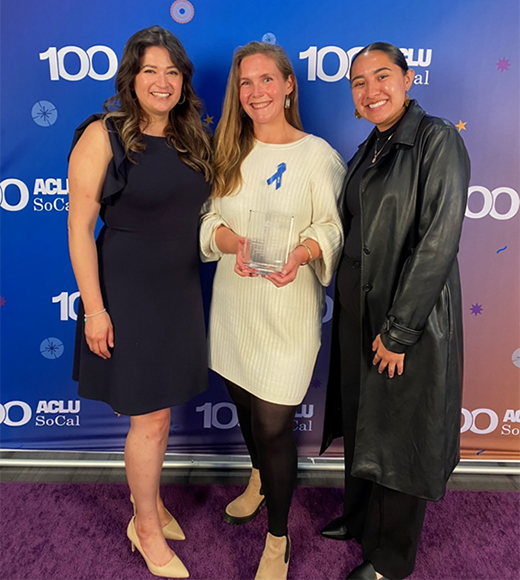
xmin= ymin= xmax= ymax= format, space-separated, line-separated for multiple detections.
xmin=200 ymin=41 xmax=345 ymax=580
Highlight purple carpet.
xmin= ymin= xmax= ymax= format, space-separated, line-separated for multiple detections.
xmin=0 ymin=482 xmax=518 ymax=580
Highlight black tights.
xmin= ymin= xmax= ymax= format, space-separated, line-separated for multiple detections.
xmin=225 ymin=378 xmax=298 ymax=537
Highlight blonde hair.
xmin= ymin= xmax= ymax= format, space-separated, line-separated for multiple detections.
xmin=212 ymin=42 xmax=303 ymax=198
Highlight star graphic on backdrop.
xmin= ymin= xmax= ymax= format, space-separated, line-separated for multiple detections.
xmin=470 ymin=303 xmax=483 ymax=316
xmin=203 ymin=114 xmax=214 ymax=126
xmin=0 ymin=296 xmax=6 ymax=307
xmin=455 ymin=120 xmax=467 ymax=132
xmin=310 ymin=378 xmax=322 ymax=389
xmin=497 ymin=57 xmax=510 ymax=72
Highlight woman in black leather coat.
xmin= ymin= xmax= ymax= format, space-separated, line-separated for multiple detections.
xmin=320 ymin=42 xmax=470 ymax=580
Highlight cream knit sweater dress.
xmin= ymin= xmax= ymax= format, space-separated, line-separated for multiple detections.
xmin=200 ymin=135 xmax=346 ymax=405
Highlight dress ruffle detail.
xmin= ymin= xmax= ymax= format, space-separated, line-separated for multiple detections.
xmin=69 ymin=114 xmax=129 ymax=206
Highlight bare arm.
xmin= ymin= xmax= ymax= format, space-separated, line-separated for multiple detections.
xmin=67 ymin=120 xmax=114 ymax=359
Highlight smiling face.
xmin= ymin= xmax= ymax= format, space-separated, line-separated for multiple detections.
xmin=350 ymin=50 xmax=414 ymax=132
xmin=238 ymin=53 xmax=294 ymax=131
xmin=133 ymin=46 xmax=183 ymax=124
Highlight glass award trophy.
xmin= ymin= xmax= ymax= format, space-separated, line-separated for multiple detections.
xmin=243 ymin=210 xmax=295 ymax=275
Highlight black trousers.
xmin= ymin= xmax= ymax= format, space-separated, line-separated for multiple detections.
xmin=337 ymin=256 xmax=427 ymax=580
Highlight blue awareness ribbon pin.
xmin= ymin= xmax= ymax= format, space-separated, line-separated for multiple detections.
xmin=266 ymin=162 xmax=287 ymax=190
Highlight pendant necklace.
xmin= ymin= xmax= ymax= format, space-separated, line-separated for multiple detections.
xmin=372 ymin=134 xmax=393 ymax=163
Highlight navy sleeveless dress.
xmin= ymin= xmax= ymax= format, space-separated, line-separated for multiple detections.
xmin=71 ymin=115 xmax=210 ymax=415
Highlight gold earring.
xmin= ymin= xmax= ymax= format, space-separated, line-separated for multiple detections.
xmin=404 ymin=93 xmax=410 ymax=107
xmin=354 ymin=109 xmax=362 ymax=120
xmin=284 ymin=96 xmax=291 ymax=109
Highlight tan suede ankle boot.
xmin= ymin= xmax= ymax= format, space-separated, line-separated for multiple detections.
xmin=254 ymin=533 xmax=290 ymax=580
xmin=224 ymin=467 xmax=265 ymax=524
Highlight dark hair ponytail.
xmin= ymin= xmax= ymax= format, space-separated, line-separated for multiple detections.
xmin=351 ymin=42 xmax=408 ymax=74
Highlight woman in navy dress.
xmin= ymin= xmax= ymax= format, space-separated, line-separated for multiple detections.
xmin=68 ymin=26 xmax=212 ymax=578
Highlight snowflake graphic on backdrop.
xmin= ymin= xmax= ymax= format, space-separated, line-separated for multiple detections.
xmin=470 ymin=303 xmax=483 ymax=316
xmin=262 ymin=32 xmax=277 ymax=45
xmin=310 ymin=379 xmax=322 ymax=389
xmin=40 ymin=337 xmax=65 ymax=359
xmin=32 ymin=101 xmax=58 ymax=127
xmin=497 ymin=58 xmax=510 ymax=72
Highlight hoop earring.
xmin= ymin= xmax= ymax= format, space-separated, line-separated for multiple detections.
xmin=354 ymin=109 xmax=362 ymax=120
xmin=177 ymin=93 xmax=186 ymax=106
xmin=404 ymin=92 xmax=410 ymax=107
xmin=284 ymin=96 xmax=291 ymax=109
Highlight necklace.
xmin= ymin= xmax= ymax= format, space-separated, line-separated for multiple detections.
xmin=372 ymin=134 xmax=393 ymax=163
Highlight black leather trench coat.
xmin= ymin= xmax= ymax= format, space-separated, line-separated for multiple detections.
xmin=321 ymin=101 xmax=470 ymax=501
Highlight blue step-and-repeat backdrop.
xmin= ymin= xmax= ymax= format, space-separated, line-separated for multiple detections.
xmin=1 ymin=0 xmax=519 ymax=458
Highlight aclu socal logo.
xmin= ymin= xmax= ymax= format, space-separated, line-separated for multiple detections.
xmin=35 ymin=400 xmax=81 ymax=427
xmin=0 ymin=401 xmax=32 ymax=427
xmin=0 ymin=178 xmax=69 ymax=212
xmin=294 ymin=404 xmax=314 ymax=432
xmin=299 ymin=46 xmax=432 ymax=84
xmin=39 ymin=45 xmax=117 ymax=81
xmin=0 ymin=400 xmax=82 ymax=427
xmin=461 ymin=408 xmax=520 ymax=436
xmin=196 ymin=402 xmax=315 ymax=431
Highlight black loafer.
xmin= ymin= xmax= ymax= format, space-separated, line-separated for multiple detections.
xmin=345 ymin=561 xmax=388 ymax=580
xmin=320 ymin=515 xmax=353 ymax=541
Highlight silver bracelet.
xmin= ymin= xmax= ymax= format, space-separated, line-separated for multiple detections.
xmin=84 ymin=308 xmax=106 ymax=322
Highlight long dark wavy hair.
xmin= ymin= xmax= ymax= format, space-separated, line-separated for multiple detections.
xmin=103 ymin=26 xmax=213 ymax=181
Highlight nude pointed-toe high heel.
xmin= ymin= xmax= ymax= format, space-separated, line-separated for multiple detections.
xmin=126 ymin=516 xmax=189 ymax=578
xmin=130 ymin=494 xmax=186 ymax=541
xmin=160 ymin=507 xmax=186 ymax=541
